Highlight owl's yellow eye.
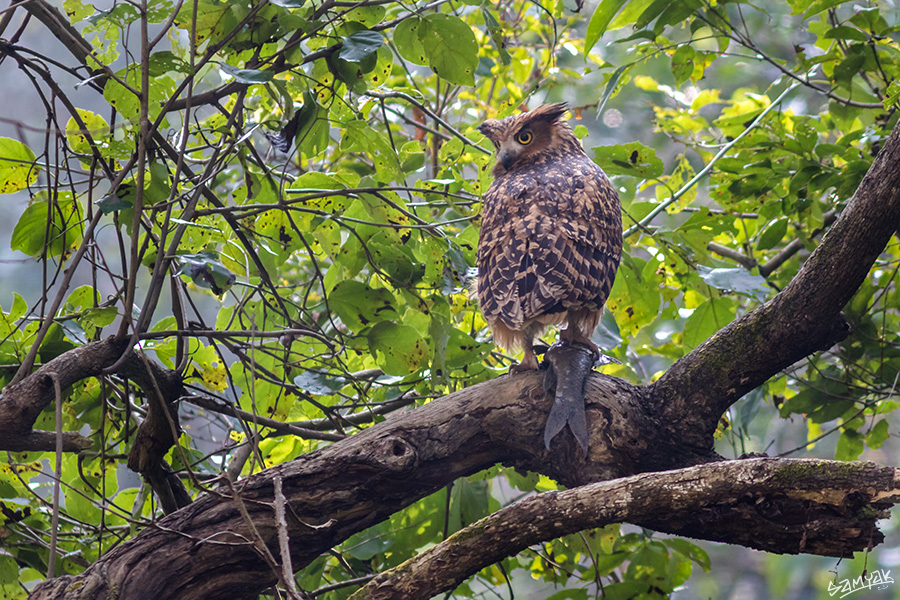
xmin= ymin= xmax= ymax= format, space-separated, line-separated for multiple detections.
xmin=515 ymin=130 xmax=533 ymax=145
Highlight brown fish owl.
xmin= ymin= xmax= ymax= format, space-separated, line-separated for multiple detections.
xmin=476 ymin=103 xmax=622 ymax=373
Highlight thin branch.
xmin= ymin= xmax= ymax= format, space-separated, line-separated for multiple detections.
xmin=273 ymin=476 xmax=304 ymax=600
xmin=365 ymin=90 xmax=491 ymax=155
xmin=47 ymin=372 xmax=63 ymax=579
xmin=187 ymin=394 xmax=345 ymax=442
xmin=707 ymin=242 xmax=758 ymax=270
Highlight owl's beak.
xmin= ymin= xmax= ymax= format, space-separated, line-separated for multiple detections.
xmin=500 ymin=149 xmax=516 ymax=171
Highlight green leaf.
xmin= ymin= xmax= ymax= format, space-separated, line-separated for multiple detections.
xmin=597 ymin=65 xmax=629 ymax=117
xmin=683 ymin=297 xmax=735 ymax=350
xmin=329 ymin=281 xmax=399 ymax=330
xmin=600 ymin=581 xmax=651 ymax=600
xmin=419 ymin=14 xmax=478 ymax=86
xmin=393 ymin=17 xmax=428 ymax=66
xmin=824 ymin=25 xmax=867 ymax=42
xmin=367 ymin=321 xmax=429 ymax=376
xmin=148 ymin=50 xmax=190 ymax=75
xmin=0 ymin=137 xmax=39 ymax=194
xmin=697 ymin=265 xmax=769 ymax=301
xmin=799 ymin=0 xmax=847 ymax=19
xmin=665 ymin=538 xmax=711 ymax=572
xmin=338 ymin=30 xmax=383 ymax=63
xmin=60 ymin=319 xmax=88 ymax=344
xmin=82 ymin=306 xmax=117 ymax=328
xmin=756 ymin=217 xmax=788 ymax=251
xmin=609 ymin=0 xmax=656 ymax=31
xmin=835 ymin=429 xmax=864 ymax=461
xmin=220 ymin=64 xmax=274 ymax=84
xmin=867 ymin=419 xmax=889 ymax=449
xmin=670 ymin=45 xmax=696 ymax=86
xmin=445 ymin=328 xmax=491 ymax=368
xmin=592 ymin=551 xmax=630 ymax=576
xmin=448 ymin=478 xmax=489 ymax=533
xmin=586 ymin=0 xmax=630 ymax=53
xmin=174 ymin=0 xmax=234 ymax=46
xmin=175 ymin=251 xmax=237 ymax=295
xmin=292 ymin=371 xmax=347 ymax=395
xmin=65 ymin=109 xmax=109 ymax=158
xmin=482 ymin=8 xmax=511 ymax=66
xmin=103 ymin=66 xmax=141 ymax=122
xmin=545 ymin=589 xmax=588 ymax=600
xmin=97 ymin=183 xmax=136 ymax=213
xmin=343 ymin=521 xmax=394 ymax=560
xmin=883 ymin=81 xmax=900 ymax=110
xmin=344 ymin=4 xmax=385 ymax=27
xmin=592 ymin=142 xmax=664 ymax=179
xmin=11 ymin=194 xmax=84 ymax=258
xmin=606 ymin=255 xmax=661 ymax=337
xmin=655 ymin=0 xmax=701 ymax=29
xmin=832 ymin=53 xmax=865 ymax=89
xmin=0 ymin=555 xmax=17 ymax=585
xmin=344 ymin=121 xmax=402 ymax=182
xmin=5 ymin=293 xmax=27 ymax=322
xmin=0 ymin=477 xmax=19 ymax=498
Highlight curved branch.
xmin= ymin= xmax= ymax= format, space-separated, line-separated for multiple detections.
xmin=350 ymin=458 xmax=900 ymax=600
xmin=27 ymin=373 xmax=696 ymax=600
xmin=0 ymin=338 xmax=129 ymax=440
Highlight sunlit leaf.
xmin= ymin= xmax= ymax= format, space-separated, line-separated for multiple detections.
xmin=586 ymin=0 xmax=630 ymax=52
xmin=329 ymin=281 xmax=399 ymax=331
xmin=11 ymin=194 xmax=83 ymax=258
xmin=0 ymin=137 xmax=39 ymax=194
xmin=367 ymin=321 xmax=429 ymax=375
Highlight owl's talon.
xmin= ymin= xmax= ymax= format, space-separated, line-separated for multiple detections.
xmin=509 ymin=356 xmax=540 ymax=374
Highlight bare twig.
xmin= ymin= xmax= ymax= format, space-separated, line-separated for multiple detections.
xmin=273 ymin=476 xmax=303 ymax=599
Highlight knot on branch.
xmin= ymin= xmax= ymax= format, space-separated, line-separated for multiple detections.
xmin=371 ymin=435 xmax=417 ymax=472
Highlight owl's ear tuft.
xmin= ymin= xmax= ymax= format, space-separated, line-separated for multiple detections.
xmin=478 ymin=120 xmax=501 ymax=145
xmin=531 ymin=103 xmax=569 ymax=123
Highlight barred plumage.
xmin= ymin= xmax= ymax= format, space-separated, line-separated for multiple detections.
xmin=476 ymin=103 xmax=622 ymax=372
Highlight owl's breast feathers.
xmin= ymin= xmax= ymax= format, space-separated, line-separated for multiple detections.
xmin=477 ymin=152 xmax=622 ymax=345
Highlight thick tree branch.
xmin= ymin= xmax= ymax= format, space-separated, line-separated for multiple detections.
xmin=27 ymin=373 xmax=702 ymax=600
xmin=351 ymin=458 xmax=900 ymax=600
xmin=0 ymin=338 xmax=128 ymax=440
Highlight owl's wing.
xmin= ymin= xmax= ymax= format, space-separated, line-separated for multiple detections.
xmin=477 ymin=158 xmax=622 ymax=331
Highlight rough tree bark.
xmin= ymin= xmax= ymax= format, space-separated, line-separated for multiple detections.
xmin=15 ymin=108 xmax=900 ymax=600
xmin=351 ymin=458 xmax=900 ymax=600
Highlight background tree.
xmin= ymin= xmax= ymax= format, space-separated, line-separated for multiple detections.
xmin=0 ymin=0 xmax=899 ymax=598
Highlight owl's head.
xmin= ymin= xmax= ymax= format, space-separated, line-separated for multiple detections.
xmin=478 ymin=103 xmax=578 ymax=174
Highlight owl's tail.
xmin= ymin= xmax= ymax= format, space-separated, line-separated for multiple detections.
xmin=542 ymin=343 xmax=594 ymax=456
